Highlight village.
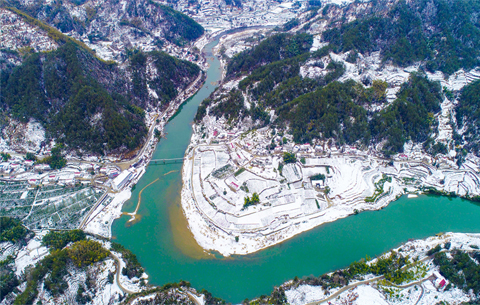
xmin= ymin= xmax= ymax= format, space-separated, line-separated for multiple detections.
xmin=173 ymin=18 xmax=480 ymax=256
xmin=181 ymin=115 xmax=480 ymax=256
xmin=165 ymin=0 xmax=301 ymax=34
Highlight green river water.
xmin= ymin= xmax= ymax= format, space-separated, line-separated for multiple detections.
xmin=111 ymin=39 xmax=480 ymax=303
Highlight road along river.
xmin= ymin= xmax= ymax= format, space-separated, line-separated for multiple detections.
xmin=112 ymin=38 xmax=480 ymax=303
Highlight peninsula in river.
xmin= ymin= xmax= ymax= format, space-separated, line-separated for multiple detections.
xmin=2 ymin=0 xmax=480 ymax=304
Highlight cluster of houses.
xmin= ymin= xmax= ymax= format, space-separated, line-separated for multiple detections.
xmin=0 ymin=155 xmax=123 ymax=187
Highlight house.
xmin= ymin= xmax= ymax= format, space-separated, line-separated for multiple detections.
xmin=34 ymin=164 xmax=50 ymax=172
xmin=432 ymin=271 xmax=449 ymax=290
xmin=312 ymin=180 xmax=325 ymax=188
xmin=63 ymin=178 xmax=76 ymax=186
xmin=109 ymin=171 xmax=120 ymax=179
xmin=0 ymin=163 xmax=9 ymax=172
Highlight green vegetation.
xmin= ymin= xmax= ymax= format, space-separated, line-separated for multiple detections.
xmin=277 ymin=80 xmax=370 ymax=145
xmin=149 ymin=2 xmax=204 ymax=46
xmin=243 ymin=192 xmax=260 ymax=209
xmin=209 ymin=89 xmax=246 ymax=123
xmin=427 ymin=244 xmax=442 ymax=256
xmin=240 ymin=182 xmax=249 ymax=193
xmin=199 ymin=8 xmax=445 ymax=157
xmin=0 ymin=255 xmax=19 ymax=302
xmin=323 ymin=186 xmax=330 ymax=195
xmin=371 ymin=74 xmax=442 ymax=155
xmin=227 ymin=33 xmax=313 ymax=78
xmin=5 ymin=7 xmax=100 ymax=60
xmin=211 ymin=164 xmax=234 ymax=179
xmin=295 ymin=251 xmax=418 ymax=291
xmin=239 ymin=58 xmax=317 ymax=107
xmin=42 ymin=229 xmax=86 ymax=250
xmin=1 ymin=42 xmax=147 ymax=154
xmin=15 ymin=239 xmax=109 ymax=304
xmin=434 ymin=250 xmax=480 ymax=295
xmin=422 ymin=187 xmax=458 ymax=199
xmin=283 ymin=18 xmax=300 ymax=31
xmin=365 ymin=174 xmax=392 ymax=203
xmin=39 ymin=145 xmax=67 ymax=169
xmin=246 ymin=287 xmax=287 ymax=305
xmin=1 ymin=152 xmax=11 ymax=162
xmin=234 ymin=168 xmax=246 ymax=177
xmin=456 ymin=80 xmax=480 ymax=155
xmin=69 ymin=239 xmax=109 ymax=268
xmin=323 ymin=0 xmax=480 ymax=75
xmin=310 ymin=173 xmax=326 ymax=181
xmin=111 ymin=242 xmax=144 ymax=279
xmin=24 ymin=152 xmax=37 ymax=161
xmin=198 ymin=33 xmax=347 ymax=129
xmin=128 ymin=49 xmax=201 ymax=107
xmin=0 ymin=217 xmax=28 ymax=243
xmin=424 ymin=140 xmax=448 ymax=156
xmin=283 ymin=152 xmax=297 ymax=164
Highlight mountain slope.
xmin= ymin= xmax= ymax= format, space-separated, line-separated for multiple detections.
xmin=2 ymin=0 xmax=204 ymax=61
xmin=322 ymin=0 xmax=480 ymax=75
xmin=194 ymin=0 xmax=480 ymax=158
xmin=0 ymin=41 xmax=200 ymax=154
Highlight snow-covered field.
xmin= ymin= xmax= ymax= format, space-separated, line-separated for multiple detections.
xmin=181 ymin=124 xmax=480 ymax=256
xmin=178 ymin=15 xmax=480 ymax=256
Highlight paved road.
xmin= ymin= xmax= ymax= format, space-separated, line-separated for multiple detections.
xmin=78 ymin=189 xmax=110 ymax=229
xmin=110 ymin=252 xmax=137 ymax=295
xmin=306 ymin=254 xmax=434 ymax=305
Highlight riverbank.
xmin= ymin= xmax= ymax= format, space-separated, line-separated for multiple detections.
xmin=180 ymin=121 xmax=480 ymax=257
xmin=178 ymin=28 xmax=480 ymax=256
xmin=284 ymin=232 xmax=480 ymax=305
xmin=81 ymin=46 xmax=209 ymax=238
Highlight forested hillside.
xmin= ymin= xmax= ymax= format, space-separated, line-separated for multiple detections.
xmin=198 ymin=30 xmax=444 ymax=155
xmin=226 ymin=33 xmax=313 ymax=78
xmin=456 ymin=80 xmax=480 ymax=155
xmin=0 ymin=41 xmax=200 ymax=154
xmin=196 ymin=0 xmax=480 ymax=157
xmin=128 ymin=49 xmax=201 ymax=108
xmin=2 ymin=0 xmax=204 ymax=47
xmin=322 ymin=0 xmax=480 ymax=75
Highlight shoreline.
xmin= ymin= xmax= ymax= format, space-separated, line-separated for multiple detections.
xmin=176 ymin=28 xmax=480 ymax=257
xmin=284 ymin=232 xmax=480 ymax=305
xmin=82 ymin=26 xmax=280 ymax=240
xmin=179 ymin=124 xmax=480 ymax=257
xmin=81 ymin=43 xmax=211 ymax=238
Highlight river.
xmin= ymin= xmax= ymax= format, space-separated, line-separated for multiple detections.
xmin=111 ymin=38 xmax=480 ymax=303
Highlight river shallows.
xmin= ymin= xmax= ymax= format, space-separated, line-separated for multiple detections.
xmin=112 ymin=39 xmax=480 ymax=303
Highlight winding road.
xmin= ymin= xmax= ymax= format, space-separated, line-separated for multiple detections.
xmin=306 ymin=253 xmax=437 ymax=305
xmin=110 ymin=252 xmax=137 ymax=295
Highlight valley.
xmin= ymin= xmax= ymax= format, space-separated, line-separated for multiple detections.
xmin=2 ymin=0 xmax=480 ymax=304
